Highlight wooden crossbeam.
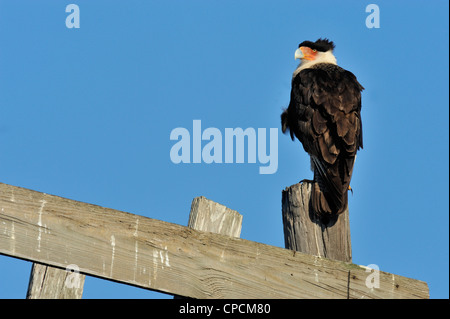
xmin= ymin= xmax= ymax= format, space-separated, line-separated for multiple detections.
xmin=0 ymin=182 xmax=428 ymax=298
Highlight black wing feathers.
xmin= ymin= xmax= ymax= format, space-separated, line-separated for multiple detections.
xmin=281 ymin=63 xmax=363 ymax=216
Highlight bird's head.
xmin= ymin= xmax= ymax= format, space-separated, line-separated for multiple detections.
xmin=295 ymin=38 xmax=336 ymax=62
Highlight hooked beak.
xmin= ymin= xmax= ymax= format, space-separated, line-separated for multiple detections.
xmin=295 ymin=47 xmax=316 ymax=61
xmin=294 ymin=48 xmax=303 ymax=60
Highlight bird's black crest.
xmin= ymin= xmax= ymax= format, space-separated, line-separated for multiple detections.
xmin=298 ymin=38 xmax=335 ymax=52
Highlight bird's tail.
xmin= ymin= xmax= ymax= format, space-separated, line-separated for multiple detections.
xmin=311 ymin=177 xmax=348 ymax=216
xmin=310 ymin=156 xmax=353 ymax=216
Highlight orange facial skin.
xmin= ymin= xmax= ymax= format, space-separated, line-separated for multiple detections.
xmin=299 ymin=46 xmax=318 ymax=61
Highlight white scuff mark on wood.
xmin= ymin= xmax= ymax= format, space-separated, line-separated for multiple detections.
xmin=133 ymin=240 xmax=139 ymax=281
xmin=313 ymin=255 xmax=322 ymax=264
xmin=133 ymin=219 xmax=139 ymax=281
xmin=36 ymin=199 xmax=47 ymax=252
xmin=313 ymin=256 xmax=320 ymax=282
xmin=110 ymin=235 xmax=116 ymax=277
xmin=134 ymin=240 xmax=139 ymax=281
xmin=159 ymin=251 xmax=165 ymax=268
xmin=10 ymin=221 xmax=15 ymax=240
xmin=134 ymin=219 xmax=139 ymax=237
xmin=160 ymin=246 xmax=171 ymax=268
xmin=391 ymin=273 xmax=396 ymax=298
xmin=2 ymin=210 xmax=7 ymax=235
xmin=152 ymin=249 xmax=159 ymax=281
xmin=151 ymin=246 xmax=170 ymax=281
xmin=10 ymin=221 xmax=15 ymax=255
xmin=313 ymin=226 xmax=322 ymax=258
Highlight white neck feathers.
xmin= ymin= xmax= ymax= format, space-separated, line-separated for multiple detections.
xmin=293 ymin=50 xmax=337 ymax=78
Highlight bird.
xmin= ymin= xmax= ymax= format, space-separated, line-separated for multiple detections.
xmin=281 ymin=38 xmax=364 ymax=217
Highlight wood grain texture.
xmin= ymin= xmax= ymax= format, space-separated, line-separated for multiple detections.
xmin=188 ymin=196 xmax=242 ymax=237
xmin=175 ymin=196 xmax=243 ymax=299
xmin=26 ymin=263 xmax=85 ymax=299
xmin=0 ymin=182 xmax=428 ymax=298
xmin=282 ymin=182 xmax=352 ymax=262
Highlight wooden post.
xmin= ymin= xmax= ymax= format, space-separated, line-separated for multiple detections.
xmin=282 ymin=181 xmax=352 ymax=263
xmin=174 ymin=196 xmax=243 ymax=298
xmin=27 ymin=263 xmax=85 ymax=299
xmin=187 ymin=196 xmax=243 ymax=237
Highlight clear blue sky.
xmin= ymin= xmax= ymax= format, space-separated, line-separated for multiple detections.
xmin=0 ymin=0 xmax=448 ymax=299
